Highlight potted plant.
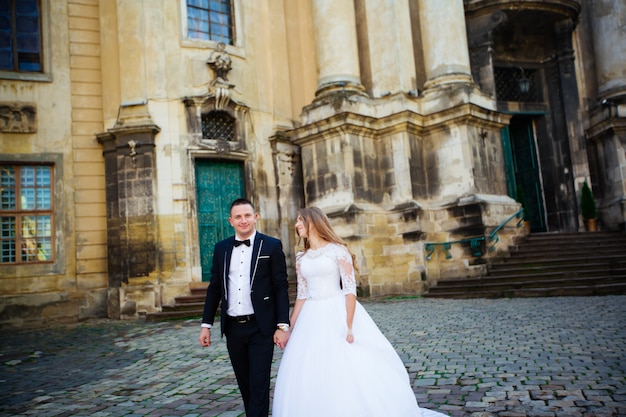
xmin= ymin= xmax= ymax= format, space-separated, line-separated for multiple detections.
xmin=580 ymin=181 xmax=597 ymax=231
xmin=516 ymin=185 xmax=531 ymax=233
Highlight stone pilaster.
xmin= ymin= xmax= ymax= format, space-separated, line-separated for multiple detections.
xmin=97 ymin=102 xmax=160 ymax=319
xmin=556 ymin=18 xmax=591 ymax=228
xmin=269 ymin=131 xmax=304 ymax=275
xmin=467 ymin=11 xmax=508 ymax=97
xmin=115 ymin=0 xmax=148 ymax=103
xmin=543 ymin=19 xmax=585 ymax=231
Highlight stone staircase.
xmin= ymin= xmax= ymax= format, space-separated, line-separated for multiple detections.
xmin=424 ymin=231 xmax=626 ymax=299
xmin=145 ymin=281 xmax=299 ymax=322
xmin=145 ymin=287 xmax=207 ymax=322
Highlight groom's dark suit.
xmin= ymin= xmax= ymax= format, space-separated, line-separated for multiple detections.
xmin=202 ymin=232 xmax=290 ymax=417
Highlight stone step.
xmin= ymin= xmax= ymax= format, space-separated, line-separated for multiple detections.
xmin=429 ymin=274 xmax=626 ymax=292
xmin=145 ymin=310 xmax=203 ymax=322
xmin=424 ymin=282 xmax=626 ymax=299
xmin=425 ymin=231 xmax=626 ymax=299
xmin=508 ymin=246 xmax=625 ymax=258
xmin=173 ymin=295 xmax=206 ymax=304
xmin=487 ymin=262 xmax=626 ymax=277
xmin=491 ymin=253 xmax=626 ymax=267
xmin=162 ymin=302 xmax=205 ymax=311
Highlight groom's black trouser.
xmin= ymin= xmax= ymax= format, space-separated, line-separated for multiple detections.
xmin=225 ymin=318 xmax=274 ymax=417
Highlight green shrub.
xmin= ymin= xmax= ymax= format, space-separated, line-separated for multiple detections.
xmin=581 ymin=181 xmax=597 ymax=220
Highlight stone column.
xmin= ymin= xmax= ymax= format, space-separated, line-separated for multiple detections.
xmin=586 ymin=0 xmax=626 ymax=230
xmin=418 ymin=0 xmax=473 ymax=89
xmin=358 ymin=0 xmax=417 ymax=97
xmin=589 ymin=0 xmax=626 ymax=100
xmin=312 ymin=0 xmax=365 ymax=97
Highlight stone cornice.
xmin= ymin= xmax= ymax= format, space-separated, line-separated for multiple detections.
xmin=586 ymin=117 xmax=626 ymax=141
xmin=464 ymin=0 xmax=581 ymax=18
xmin=290 ymin=103 xmax=510 ymax=145
xmin=421 ymin=103 xmax=511 ymax=132
xmin=107 ymin=124 xmax=161 ymax=136
xmin=291 ymin=110 xmax=431 ymax=145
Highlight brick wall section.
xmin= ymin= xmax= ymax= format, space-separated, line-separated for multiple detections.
xmin=68 ymin=0 xmax=108 ymax=305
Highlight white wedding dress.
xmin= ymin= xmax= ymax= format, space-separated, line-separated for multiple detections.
xmin=272 ymin=243 xmax=448 ymax=417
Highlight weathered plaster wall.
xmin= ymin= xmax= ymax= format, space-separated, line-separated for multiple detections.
xmin=0 ymin=0 xmax=109 ymax=328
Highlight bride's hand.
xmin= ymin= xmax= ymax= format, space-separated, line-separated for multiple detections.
xmin=346 ymin=328 xmax=354 ymax=344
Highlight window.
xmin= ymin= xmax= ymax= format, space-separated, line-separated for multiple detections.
xmin=494 ymin=66 xmax=541 ymax=103
xmin=202 ymin=110 xmax=235 ymax=141
xmin=0 ymin=0 xmax=42 ymax=72
xmin=1 ymin=164 xmax=54 ymax=264
xmin=187 ymin=0 xmax=233 ymax=44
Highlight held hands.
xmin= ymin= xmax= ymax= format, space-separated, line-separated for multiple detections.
xmin=199 ymin=327 xmax=211 ymax=347
xmin=274 ymin=328 xmax=290 ymax=349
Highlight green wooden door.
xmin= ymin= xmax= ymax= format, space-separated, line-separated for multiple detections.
xmin=195 ymin=160 xmax=244 ymax=282
xmin=502 ymin=118 xmax=547 ymax=232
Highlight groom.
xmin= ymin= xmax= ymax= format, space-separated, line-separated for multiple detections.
xmin=199 ymin=198 xmax=291 ymax=417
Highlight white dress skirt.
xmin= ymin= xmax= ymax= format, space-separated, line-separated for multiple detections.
xmin=272 ymin=244 xmax=448 ymax=417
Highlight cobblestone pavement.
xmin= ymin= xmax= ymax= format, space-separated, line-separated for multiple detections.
xmin=1 ymin=296 xmax=625 ymax=417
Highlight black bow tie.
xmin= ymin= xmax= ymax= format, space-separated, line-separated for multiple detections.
xmin=234 ymin=239 xmax=251 ymax=247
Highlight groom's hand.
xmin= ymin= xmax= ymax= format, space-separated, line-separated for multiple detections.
xmin=274 ymin=329 xmax=290 ymax=349
xmin=199 ymin=327 xmax=212 ymax=347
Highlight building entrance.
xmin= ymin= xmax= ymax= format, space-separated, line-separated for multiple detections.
xmin=503 ymin=117 xmax=547 ymax=232
xmin=195 ymin=159 xmax=244 ymax=282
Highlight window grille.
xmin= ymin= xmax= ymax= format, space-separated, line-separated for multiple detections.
xmin=202 ymin=111 xmax=235 ymax=141
xmin=187 ymin=0 xmax=234 ymax=45
xmin=0 ymin=0 xmax=42 ymax=72
xmin=1 ymin=164 xmax=54 ymax=264
xmin=494 ymin=66 xmax=540 ymax=103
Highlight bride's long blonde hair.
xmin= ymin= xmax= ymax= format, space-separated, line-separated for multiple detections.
xmin=297 ymin=207 xmax=359 ymax=274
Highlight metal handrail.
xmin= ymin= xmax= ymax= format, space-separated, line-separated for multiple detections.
xmin=424 ymin=208 xmax=524 ymax=261
xmin=487 ymin=208 xmax=525 ymax=251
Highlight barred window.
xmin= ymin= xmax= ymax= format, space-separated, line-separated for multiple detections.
xmin=494 ymin=66 xmax=540 ymax=103
xmin=202 ymin=111 xmax=235 ymax=141
xmin=0 ymin=0 xmax=43 ymax=72
xmin=187 ymin=0 xmax=234 ymax=45
xmin=1 ymin=164 xmax=54 ymax=264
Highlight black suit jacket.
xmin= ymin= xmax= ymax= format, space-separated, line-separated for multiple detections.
xmin=202 ymin=232 xmax=290 ymax=336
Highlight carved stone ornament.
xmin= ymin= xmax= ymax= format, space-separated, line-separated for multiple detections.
xmin=193 ymin=136 xmax=239 ymax=154
xmin=207 ymin=42 xmax=235 ymax=110
xmin=207 ymin=42 xmax=232 ymax=82
xmin=0 ymin=102 xmax=37 ymax=133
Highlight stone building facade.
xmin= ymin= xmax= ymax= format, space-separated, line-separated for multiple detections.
xmin=1 ymin=0 xmax=624 ymax=328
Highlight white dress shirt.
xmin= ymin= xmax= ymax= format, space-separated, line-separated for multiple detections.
xmin=226 ymin=231 xmax=256 ymax=317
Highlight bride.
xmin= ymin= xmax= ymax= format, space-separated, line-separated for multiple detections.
xmin=272 ymin=207 xmax=448 ymax=417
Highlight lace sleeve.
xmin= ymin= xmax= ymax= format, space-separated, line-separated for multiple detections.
xmin=295 ymin=251 xmax=309 ymax=300
xmin=335 ymin=244 xmax=357 ymax=296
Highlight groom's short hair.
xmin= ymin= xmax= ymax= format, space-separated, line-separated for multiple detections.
xmin=230 ymin=198 xmax=255 ymax=212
